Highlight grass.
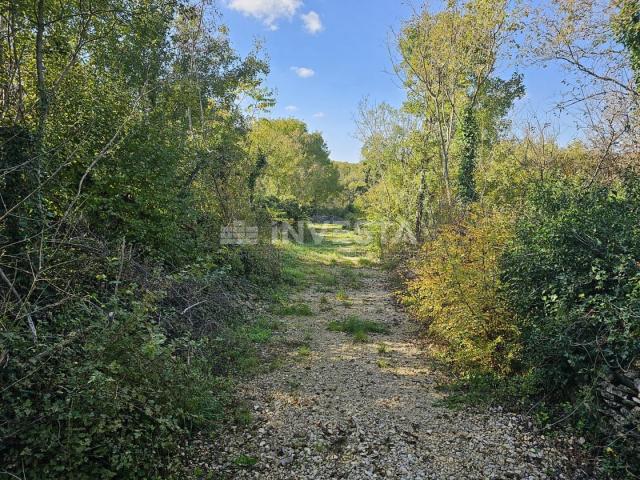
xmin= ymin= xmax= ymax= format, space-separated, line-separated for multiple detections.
xmin=327 ymin=315 xmax=388 ymax=340
xmin=377 ymin=358 xmax=391 ymax=368
xmin=233 ymin=454 xmax=258 ymax=468
xmin=233 ymin=406 xmax=253 ymax=426
xmin=353 ymin=330 xmax=369 ymax=343
xmin=272 ymin=302 xmax=313 ymax=316
xmin=297 ymin=345 xmax=312 ymax=357
xmin=358 ymin=257 xmax=376 ymax=267
xmin=319 ymin=295 xmax=332 ymax=312
xmin=377 ymin=342 xmax=389 ymax=354
xmin=242 ymin=317 xmax=280 ymax=343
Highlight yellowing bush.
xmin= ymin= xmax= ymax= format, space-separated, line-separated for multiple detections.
xmin=402 ymin=207 xmax=520 ymax=375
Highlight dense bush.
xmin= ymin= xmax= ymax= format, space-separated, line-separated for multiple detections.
xmin=1 ymin=301 xmax=220 ymax=479
xmin=501 ymin=177 xmax=640 ymax=397
xmin=403 ymin=207 xmax=521 ymax=375
xmin=0 ymin=240 xmax=282 ymax=478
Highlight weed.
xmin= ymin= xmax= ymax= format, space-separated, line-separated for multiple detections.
xmin=234 ymin=406 xmax=253 ymax=426
xmin=297 ymin=345 xmax=311 ymax=357
xmin=336 ymin=290 xmax=349 ymax=301
xmin=233 ymin=454 xmax=258 ymax=468
xmin=245 ymin=324 xmax=272 ymax=343
xmin=377 ymin=342 xmax=389 ymax=354
xmin=327 ymin=315 xmax=388 ymax=336
xmin=377 ymin=358 xmax=390 ymax=368
xmin=353 ymin=331 xmax=369 ymax=343
xmin=272 ymin=302 xmax=313 ymax=316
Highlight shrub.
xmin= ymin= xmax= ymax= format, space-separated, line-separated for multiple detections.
xmin=0 ymin=301 xmax=222 ymax=479
xmin=402 ymin=207 xmax=520 ymax=375
xmin=501 ymin=177 xmax=640 ymax=397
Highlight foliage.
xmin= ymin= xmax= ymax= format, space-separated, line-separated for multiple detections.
xmin=0 ymin=1 xmax=285 ymax=477
xmin=2 ymin=292 xmax=218 ymax=478
xmin=457 ymin=104 xmax=479 ymax=202
xmin=248 ymin=118 xmax=340 ymax=207
xmin=403 ymin=207 xmax=520 ymax=375
xmin=500 ymin=177 xmax=640 ymax=397
xmin=397 ymin=0 xmax=519 ymax=204
xmin=615 ymin=0 xmax=640 ymax=77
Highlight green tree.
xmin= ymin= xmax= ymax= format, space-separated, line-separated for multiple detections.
xmin=396 ymin=0 xmax=519 ymax=205
xmin=248 ymin=118 xmax=339 ymax=207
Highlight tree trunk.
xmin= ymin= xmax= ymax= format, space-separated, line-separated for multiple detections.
xmin=34 ymin=0 xmax=47 ymax=220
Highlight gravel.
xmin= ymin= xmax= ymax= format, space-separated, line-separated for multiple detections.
xmin=183 ymin=266 xmax=594 ymax=479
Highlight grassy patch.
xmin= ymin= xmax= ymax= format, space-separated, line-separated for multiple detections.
xmin=377 ymin=358 xmax=391 ymax=368
xmin=357 ymin=257 xmax=376 ymax=267
xmin=297 ymin=345 xmax=312 ymax=357
xmin=233 ymin=405 xmax=254 ymax=426
xmin=233 ymin=454 xmax=258 ymax=468
xmin=327 ymin=315 xmax=388 ymax=339
xmin=272 ymin=302 xmax=313 ymax=316
xmin=242 ymin=318 xmax=279 ymax=343
xmin=353 ymin=330 xmax=369 ymax=343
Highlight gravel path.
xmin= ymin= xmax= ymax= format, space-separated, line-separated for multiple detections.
xmin=187 ymin=233 xmax=594 ymax=479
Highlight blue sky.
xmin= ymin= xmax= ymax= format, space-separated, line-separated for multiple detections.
xmin=221 ymin=0 xmax=576 ymax=163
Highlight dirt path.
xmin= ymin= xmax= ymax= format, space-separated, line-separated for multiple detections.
xmin=188 ymin=226 xmax=593 ymax=479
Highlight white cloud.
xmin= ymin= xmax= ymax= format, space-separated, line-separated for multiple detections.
xmin=228 ymin=0 xmax=302 ymax=29
xmin=285 ymin=105 xmax=298 ymax=111
xmin=291 ymin=66 xmax=315 ymax=78
xmin=301 ymin=11 xmax=323 ymax=34
xmin=313 ymin=112 xmax=325 ymax=118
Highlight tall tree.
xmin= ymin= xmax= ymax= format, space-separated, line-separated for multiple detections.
xmin=396 ymin=0 xmax=517 ymax=205
xmin=248 ymin=118 xmax=339 ymax=207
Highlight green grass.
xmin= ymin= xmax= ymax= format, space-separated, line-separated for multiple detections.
xmin=377 ymin=358 xmax=391 ymax=368
xmin=297 ymin=345 xmax=312 ymax=357
xmin=352 ymin=330 xmax=369 ymax=343
xmin=271 ymin=302 xmax=313 ymax=316
xmin=233 ymin=406 xmax=254 ymax=426
xmin=242 ymin=318 xmax=278 ymax=343
xmin=327 ymin=315 xmax=388 ymax=339
xmin=377 ymin=342 xmax=389 ymax=354
xmin=358 ymin=257 xmax=376 ymax=267
xmin=336 ymin=289 xmax=349 ymax=301
xmin=233 ymin=454 xmax=258 ymax=467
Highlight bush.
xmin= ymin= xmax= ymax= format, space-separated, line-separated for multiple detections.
xmin=0 ymin=301 xmax=222 ymax=479
xmin=402 ymin=207 xmax=521 ymax=375
xmin=500 ymin=177 xmax=640 ymax=469
xmin=0 ymin=241 xmax=282 ymax=479
xmin=501 ymin=177 xmax=640 ymax=397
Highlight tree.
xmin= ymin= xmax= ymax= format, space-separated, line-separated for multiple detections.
xmin=530 ymin=0 xmax=639 ymax=184
xmin=396 ymin=0 xmax=518 ymax=205
xmin=248 ymin=118 xmax=339 ymax=207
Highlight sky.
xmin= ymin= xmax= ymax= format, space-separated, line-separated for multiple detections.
xmin=220 ymin=0 xmax=576 ymax=163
